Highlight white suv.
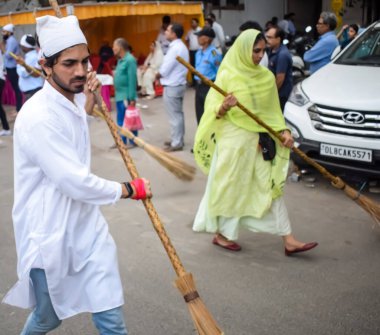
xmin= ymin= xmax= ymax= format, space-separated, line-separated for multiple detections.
xmin=284 ymin=21 xmax=380 ymax=178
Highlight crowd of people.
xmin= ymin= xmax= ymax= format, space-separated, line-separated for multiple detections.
xmin=0 ymin=23 xmax=44 ymax=137
xmin=0 ymin=12 xmax=362 ymax=140
xmin=0 ymin=10 xmax=367 ymax=334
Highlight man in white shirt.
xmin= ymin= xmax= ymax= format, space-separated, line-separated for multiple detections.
xmin=185 ymin=18 xmax=201 ymax=85
xmin=157 ymin=23 xmax=189 ymax=152
xmin=207 ymin=13 xmax=225 ymax=54
xmin=16 ymin=34 xmax=44 ymax=100
xmin=3 ymin=15 xmax=151 ymax=334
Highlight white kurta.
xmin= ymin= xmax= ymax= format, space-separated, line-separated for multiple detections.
xmin=3 ymin=81 xmax=124 ymax=319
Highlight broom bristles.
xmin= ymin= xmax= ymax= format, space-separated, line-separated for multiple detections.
xmin=143 ymin=142 xmax=197 ymax=181
xmin=92 ymin=108 xmax=196 ymax=181
xmin=343 ymin=184 xmax=380 ymax=226
xmin=126 ymin=134 xmax=196 ymax=181
xmin=175 ymin=273 xmax=224 ymax=335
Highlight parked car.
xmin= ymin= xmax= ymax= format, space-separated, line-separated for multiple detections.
xmin=284 ymin=20 xmax=380 ymax=178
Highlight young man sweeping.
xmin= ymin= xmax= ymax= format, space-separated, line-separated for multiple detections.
xmin=2 ymin=15 xmax=151 ymax=334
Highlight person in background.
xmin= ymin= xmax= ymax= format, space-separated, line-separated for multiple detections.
xmin=0 ymin=48 xmax=11 ymax=136
xmin=16 ymin=34 xmax=44 ymax=101
xmin=156 ymin=23 xmax=189 ymax=152
xmin=185 ymin=18 xmax=201 ymax=86
xmin=97 ymin=40 xmax=114 ymax=74
xmin=192 ymin=29 xmax=318 ymax=255
xmin=112 ymin=37 xmax=138 ymax=148
xmin=2 ymin=15 xmax=151 ymax=334
xmin=303 ymin=12 xmax=339 ymax=74
xmin=137 ymin=41 xmax=163 ymax=100
xmin=204 ymin=17 xmax=213 ymax=29
xmin=239 ymin=20 xmax=263 ymax=33
xmin=1 ymin=24 xmax=23 ymax=114
xmin=278 ymin=13 xmax=296 ymax=40
xmin=157 ymin=15 xmax=171 ymax=55
xmin=285 ymin=13 xmax=296 ymax=38
xmin=336 ymin=23 xmax=359 ymax=50
xmin=265 ymin=16 xmax=278 ymax=30
xmin=207 ymin=13 xmax=225 ymax=54
xmin=98 ymin=41 xmax=114 ymax=63
xmin=265 ymin=26 xmax=293 ymax=111
xmin=194 ymin=27 xmax=221 ymax=124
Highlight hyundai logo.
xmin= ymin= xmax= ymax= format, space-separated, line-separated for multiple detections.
xmin=342 ymin=111 xmax=365 ymax=124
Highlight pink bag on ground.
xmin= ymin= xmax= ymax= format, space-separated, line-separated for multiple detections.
xmin=123 ymin=106 xmax=144 ymax=131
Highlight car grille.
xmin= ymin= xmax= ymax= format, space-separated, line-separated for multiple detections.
xmin=308 ymin=104 xmax=380 ymax=139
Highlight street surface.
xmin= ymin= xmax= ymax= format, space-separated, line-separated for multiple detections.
xmin=1 ymin=88 xmax=380 ymax=334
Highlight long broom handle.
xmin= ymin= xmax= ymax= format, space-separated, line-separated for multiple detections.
xmin=49 ymin=0 xmax=63 ymax=18
xmin=47 ymin=1 xmax=187 ymax=278
xmin=94 ymin=93 xmax=188 ymax=277
xmin=10 ymin=52 xmax=46 ymax=78
xmin=176 ymin=56 xmax=342 ymax=185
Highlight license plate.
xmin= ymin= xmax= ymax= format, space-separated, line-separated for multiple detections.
xmin=320 ymin=143 xmax=372 ymax=162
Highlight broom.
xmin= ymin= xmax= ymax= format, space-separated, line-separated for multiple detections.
xmin=9 ymin=52 xmax=196 ymax=182
xmin=93 ymin=92 xmax=224 ymax=334
xmin=92 ymin=108 xmax=196 ymax=181
xmin=9 ymin=52 xmax=46 ymax=78
xmin=176 ymin=56 xmax=380 ymax=226
xmin=47 ymin=2 xmax=224 ymax=333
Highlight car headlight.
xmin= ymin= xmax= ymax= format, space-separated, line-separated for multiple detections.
xmin=288 ymin=83 xmax=310 ymax=106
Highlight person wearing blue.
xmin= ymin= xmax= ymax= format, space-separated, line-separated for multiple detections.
xmin=194 ymin=27 xmax=222 ymax=124
xmin=303 ymin=12 xmax=339 ymax=74
xmin=278 ymin=13 xmax=296 ymax=40
xmin=336 ymin=23 xmax=359 ymax=50
xmin=1 ymin=23 xmax=23 ymax=112
xmin=16 ymin=34 xmax=44 ymax=100
xmin=266 ymin=26 xmax=293 ymax=112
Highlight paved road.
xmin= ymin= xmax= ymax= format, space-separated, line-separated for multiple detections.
xmin=1 ymin=89 xmax=380 ymax=335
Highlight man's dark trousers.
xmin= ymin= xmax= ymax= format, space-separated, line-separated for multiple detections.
xmin=6 ymin=67 xmax=23 ymax=112
xmin=195 ymin=82 xmax=210 ymax=124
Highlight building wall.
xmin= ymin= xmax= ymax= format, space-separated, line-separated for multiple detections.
xmin=321 ymin=0 xmax=376 ymax=27
xmin=209 ymin=0 xmax=285 ymax=37
xmin=287 ymin=0 xmax=322 ymax=32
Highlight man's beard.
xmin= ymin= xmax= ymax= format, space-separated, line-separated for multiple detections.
xmin=2 ymin=35 xmax=9 ymax=41
xmin=52 ymin=72 xmax=86 ymax=94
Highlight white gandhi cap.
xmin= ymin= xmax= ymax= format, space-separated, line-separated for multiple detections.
xmin=2 ymin=23 xmax=14 ymax=33
xmin=36 ymin=15 xmax=87 ymax=57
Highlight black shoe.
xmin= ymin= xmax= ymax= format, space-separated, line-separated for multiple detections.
xmin=164 ymin=145 xmax=183 ymax=152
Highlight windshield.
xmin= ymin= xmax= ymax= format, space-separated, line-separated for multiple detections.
xmin=335 ymin=27 xmax=380 ymax=66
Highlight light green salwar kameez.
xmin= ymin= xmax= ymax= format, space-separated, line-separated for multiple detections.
xmin=193 ymin=29 xmax=292 ymax=241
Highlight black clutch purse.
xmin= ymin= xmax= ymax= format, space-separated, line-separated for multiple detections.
xmin=258 ymin=132 xmax=276 ymax=161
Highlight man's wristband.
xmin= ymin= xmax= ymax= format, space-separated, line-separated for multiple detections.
xmin=123 ymin=182 xmax=134 ymax=198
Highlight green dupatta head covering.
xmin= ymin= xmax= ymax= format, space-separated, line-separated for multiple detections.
xmin=194 ymin=29 xmax=288 ymax=175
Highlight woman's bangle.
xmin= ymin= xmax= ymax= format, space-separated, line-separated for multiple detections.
xmin=216 ymin=104 xmax=228 ymax=119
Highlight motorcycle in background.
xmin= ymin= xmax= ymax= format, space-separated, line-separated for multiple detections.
xmin=284 ymin=26 xmax=315 ymax=84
